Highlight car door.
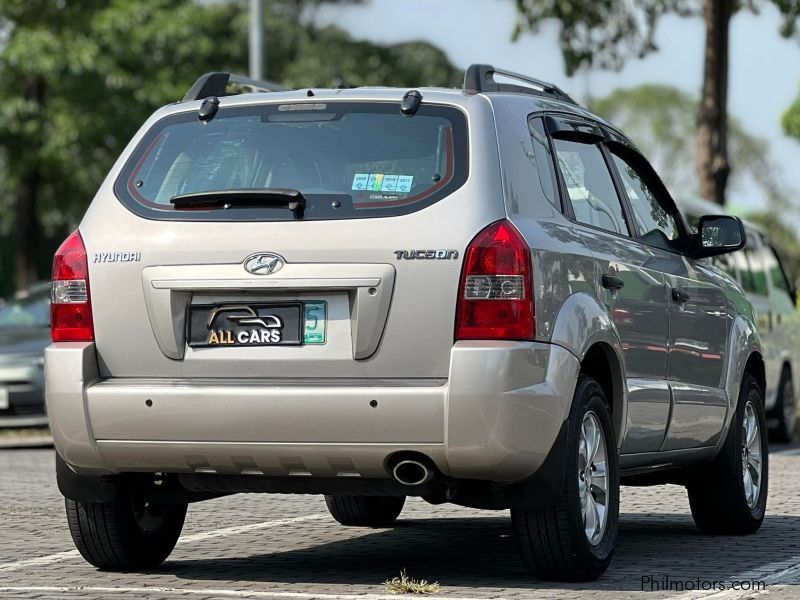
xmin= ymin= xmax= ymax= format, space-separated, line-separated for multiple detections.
xmin=547 ymin=118 xmax=671 ymax=454
xmin=605 ymin=146 xmax=728 ymax=450
xmin=757 ymin=234 xmax=792 ymax=409
xmin=763 ymin=242 xmax=800 ymax=413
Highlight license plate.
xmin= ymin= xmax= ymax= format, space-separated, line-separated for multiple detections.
xmin=188 ymin=303 xmax=303 ymax=347
xmin=0 ymin=387 xmax=8 ymax=410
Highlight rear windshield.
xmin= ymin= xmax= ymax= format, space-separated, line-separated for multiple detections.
xmin=115 ymin=101 xmax=468 ymax=221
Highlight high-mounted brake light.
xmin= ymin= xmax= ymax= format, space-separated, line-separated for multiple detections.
xmin=455 ymin=220 xmax=534 ymax=341
xmin=51 ymin=230 xmax=94 ymax=342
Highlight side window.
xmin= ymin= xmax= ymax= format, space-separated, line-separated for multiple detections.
xmin=528 ymin=117 xmax=560 ymax=210
xmin=494 ymin=111 xmax=560 ymax=217
xmin=743 ymin=234 xmax=769 ymax=296
xmin=711 ymin=252 xmax=738 ymax=280
xmin=733 ymin=248 xmax=754 ymax=292
xmin=609 ymin=152 xmax=681 ymax=252
xmin=765 ymin=246 xmax=794 ymax=307
xmin=552 ymin=139 xmax=629 ymax=236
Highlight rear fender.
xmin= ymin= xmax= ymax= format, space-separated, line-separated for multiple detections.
xmin=718 ymin=315 xmax=763 ymax=449
xmin=548 ymin=292 xmax=627 ymax=446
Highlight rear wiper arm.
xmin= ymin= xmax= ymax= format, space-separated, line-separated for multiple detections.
xmin=170 ymin=188 xmax=306 ymax=218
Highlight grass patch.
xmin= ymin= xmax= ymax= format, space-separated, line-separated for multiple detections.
xmin=384 ymin=570 xmax=440 ymax=595
xmin=0 ymin=427 xmax=50 ymax=439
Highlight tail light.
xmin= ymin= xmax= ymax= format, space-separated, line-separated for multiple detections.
xmin=51 ymin=230 xmax=94 ymax=342
xmin=455 ymin=220 xmax=534 ymax=341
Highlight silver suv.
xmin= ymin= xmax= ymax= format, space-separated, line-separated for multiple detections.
xmin=47 ymin=66 xmax=768 ymax=581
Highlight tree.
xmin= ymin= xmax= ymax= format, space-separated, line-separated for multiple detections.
xmin=0 ymin=0 xmax=458 ymax=294
xmin=591 ymin=84 xmax=790 ymax=208
xmin=782 ymin=85 xmax=800 ymax=139
xmin=0 ymin=0 xmax=250 ymax=292
xmin=512 ymin=0 xmax=800 ymax=206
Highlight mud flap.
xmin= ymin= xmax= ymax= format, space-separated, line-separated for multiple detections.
xmin=56 ymin=453 xmax=117 ymax=503
xmin=494 ymin=419 xmax=569 ymax=510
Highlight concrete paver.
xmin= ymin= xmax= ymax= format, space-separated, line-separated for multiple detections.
xmin=2 ymin=447 xmax=800 ymax=599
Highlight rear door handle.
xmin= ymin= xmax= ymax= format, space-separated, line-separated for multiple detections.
xmin=671 ymin=288 xmax=690 ymax=303
xmin=601 ymin=274 xmax=625 ymax=290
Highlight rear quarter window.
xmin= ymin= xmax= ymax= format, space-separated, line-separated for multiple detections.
xmin=115 ymin=102 xmax=468 ymax=221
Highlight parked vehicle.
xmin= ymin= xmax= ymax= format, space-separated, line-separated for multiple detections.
xmin=48 ymin=66 xmax=767 ymax=581
xmin=0 ymin=282 xmax=50 ymax=428
xmin=679 ymin=196 xmax=799 ymax=442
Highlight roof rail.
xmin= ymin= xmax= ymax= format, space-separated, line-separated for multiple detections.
xmin=463 ymin=64 xmax=578 ymax=106
xmin=182 ymin=72 xmax=289 ymax=102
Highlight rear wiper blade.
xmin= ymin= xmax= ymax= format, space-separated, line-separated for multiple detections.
xmin=170 ymin=188 xmax=306 ymax=218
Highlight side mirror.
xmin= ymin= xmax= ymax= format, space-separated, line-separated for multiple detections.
xmin=693 ymin=215 xmax=746 ymax=259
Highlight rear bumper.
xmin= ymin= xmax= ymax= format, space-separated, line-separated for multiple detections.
xmin=46 ymin=340 xmax=579 ymax=483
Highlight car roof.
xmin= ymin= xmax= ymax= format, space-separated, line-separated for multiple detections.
xmin=174 ymin=67 xmax=631 ymax=146
xmin=170 ymin=85 xmax=571 ymax=110
xmin=164 ymin=85 xmax=631 ymax=147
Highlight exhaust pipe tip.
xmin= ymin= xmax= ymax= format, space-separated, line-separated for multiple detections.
xmin=392 ymin=459 xmax=433 ymax=486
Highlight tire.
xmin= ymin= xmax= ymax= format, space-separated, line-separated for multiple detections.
xmin=511 ymin=374 xmax=619 ymax=582
xmin=324 ymin=494 xmax=405 ymax=526
xmin=687 ymin=373 xmax=768 ymax=535
xmin=771 ymin=370 xmax=796 ymax=443
xmin=65 ymin=489 xmax=187 ymax=571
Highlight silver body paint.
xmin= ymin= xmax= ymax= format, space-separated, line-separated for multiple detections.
xmin=46 ymin=87 xmax=762 ymax=485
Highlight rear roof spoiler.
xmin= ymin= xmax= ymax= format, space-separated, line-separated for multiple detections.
xmin=182 ymin=72 xmax=290 ymax=102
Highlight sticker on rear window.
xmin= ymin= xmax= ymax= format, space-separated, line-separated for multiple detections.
xmin=396 ymin=175 xmax=414 ymax=193
xmin=351 ymin=173 xmax=370 ymax=190
xmin=352 ymin=173 xmax=414 ymax=193
xmin=381 ymin=175 xmax=398 ymax=191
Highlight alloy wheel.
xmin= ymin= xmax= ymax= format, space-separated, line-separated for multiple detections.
xmin=741 ymin=401 xmax=763 ymax=509
xmin=579 ymin=410 xmax=608 ymax=545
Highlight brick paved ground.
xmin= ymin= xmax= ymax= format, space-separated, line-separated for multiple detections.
xmin=2 ymin=447 xmax=800 ymax=599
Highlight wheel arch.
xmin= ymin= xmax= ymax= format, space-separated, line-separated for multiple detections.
xmin=580 ymin=342 xmax=625 ymax=446
xmin=717 ymin=315 xmax=764 ymax=451
xmin=745 ymin=351 xmax=766 ymax=402
xmin=549 ymin=292 xmax=627 ymax=446
xmin=780 ymin=359 xmax=793 ymax=389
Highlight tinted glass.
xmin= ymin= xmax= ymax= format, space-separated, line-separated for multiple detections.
xmin=554 ymin=140 xmax=629 ymax=235
xmin=529 ymin=117 xmax=560 ymax=210
xmin=611 ymin=154 xmax=679 ymax=251
xmin=116 ymin=102 xmax=468 ymax=221
xmin=496 ymin=113 xmax=560 ymax=217
xmin=0 ymin=290 xmax=50 ymax=329
xmin=710 ymin=252 xmax=738 ymax=280
xmin=767 ymin=247 xmax=792 ymax=295
xmin=732 ymin=248 xmax=754 ymax=290
xmin=743 ymin=236 xmax=769 ymax=296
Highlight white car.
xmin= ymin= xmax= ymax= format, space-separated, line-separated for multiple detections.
xmin=680 ymin=196 xmax=799 ymax=441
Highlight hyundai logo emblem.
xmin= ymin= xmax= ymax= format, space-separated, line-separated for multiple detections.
xmin=244 ymin=253 xmax=285 ymax=275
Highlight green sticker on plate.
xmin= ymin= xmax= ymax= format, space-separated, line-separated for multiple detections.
xmin=303 ymin=301 xmax=327 ymax=344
